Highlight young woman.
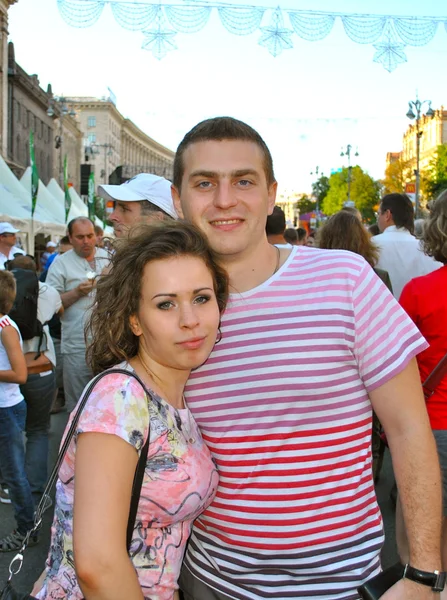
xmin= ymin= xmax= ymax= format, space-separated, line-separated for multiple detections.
xmin=33 ymin=221 xmax=228 ymax=600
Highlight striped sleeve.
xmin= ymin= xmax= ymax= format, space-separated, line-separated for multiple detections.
xmin=352 ymin=262 xmax=428 ymax=392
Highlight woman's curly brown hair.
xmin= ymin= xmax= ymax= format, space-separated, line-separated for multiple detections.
xmin=86 ymin=221 xmax=229 ymax=374
xmin=317 ymin=210 xmax=379 ymax=267
xmin=422 ymin=189 xmax=447 ymax=264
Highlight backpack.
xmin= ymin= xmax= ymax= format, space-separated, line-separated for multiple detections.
xmin=9 ymin=268 xmax=44 ymax=345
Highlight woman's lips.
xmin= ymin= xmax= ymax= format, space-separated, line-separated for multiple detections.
xmin=177 ymin=337 xmax=206 ymax=350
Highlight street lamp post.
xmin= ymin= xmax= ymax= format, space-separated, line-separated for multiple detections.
xmin=85 ymin=142 xmax=113 ymax=185
xmin=406 ymin=97 xmax=435 ymax=219
xmin=47 ymin=96 xmax=76 ymax=189
xmin=310 ymin=166 xmax=321 ymax=225
xmin=340 ymin=145 xmax=359 ymax=206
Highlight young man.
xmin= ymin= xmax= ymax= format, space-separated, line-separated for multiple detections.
xmin=172 ymin=117 xmax=443 ymax=600
xmin=98 ymin=172 xmax=177 ymax=238
xmin=375 ymin=193 xmax=441 ymax=299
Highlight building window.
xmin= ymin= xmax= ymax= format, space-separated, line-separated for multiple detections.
xmin=16 ymin=102 xmax=21 ymax=123
xmin=88 ymin=133 xmax=96 ymax=144
xmin=88 ymin=116 xmax=96 ymax=128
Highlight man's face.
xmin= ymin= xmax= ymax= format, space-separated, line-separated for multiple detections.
xmin=69 ymin=221 xmax=96 ymax=259
xmin=109 ymin=201 xmax=143 ymax=238
xmin=377 ymin=205 xmax=391 ymax=233
xmin=172 ymin=140 xmax=277 ymax=260
xmin=0 ymin=233 xmax=17 ymax=249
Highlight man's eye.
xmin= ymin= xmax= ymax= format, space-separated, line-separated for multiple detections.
xmin=157 ymin=301 xmax=174 ymax=310
xmin=194 ymin=295 xmax=210 ymax=305
xmin=238 ymin=179 xmax=252 ymax=187
xmin=198 ymin=181 xmax=212 ymax=189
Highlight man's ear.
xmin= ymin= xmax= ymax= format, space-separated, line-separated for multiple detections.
xmin=171 ymin=185 xmax=184 ymax=218
xmin=129 ymin=314 xmax=142 ymax=337
xmin=267 ymin=181 xmax=278 ymax=215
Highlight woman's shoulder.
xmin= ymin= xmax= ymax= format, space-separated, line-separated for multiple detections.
xmin=76 ymin=364 xmax=150 ymax=450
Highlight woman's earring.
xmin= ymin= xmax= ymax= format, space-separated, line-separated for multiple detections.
xmin=216 ymin=326 xmax=222 ymax=344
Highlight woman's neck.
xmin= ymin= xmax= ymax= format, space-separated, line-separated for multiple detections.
xmin=129 ymin=350 xmax=189 ymax=410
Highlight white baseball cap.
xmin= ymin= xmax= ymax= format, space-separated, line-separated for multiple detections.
xmin=46 ymin=241 xmax=57 ymax=248
xmin=98 ymin=173 xmax=177 ymax=220
xmin=0 ymin=222 xmax=19 ymax=235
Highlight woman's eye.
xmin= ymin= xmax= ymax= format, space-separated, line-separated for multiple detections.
xmin=157 ymin=301 xmax=174 ymax=310
xmin=194 ymin=295 xmax=210 ymax=305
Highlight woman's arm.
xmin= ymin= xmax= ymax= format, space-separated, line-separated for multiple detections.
xmin=0 ymin=326 xmax=27 ymax=384
xmin=73 ymin=432 xmax=144 ymax=600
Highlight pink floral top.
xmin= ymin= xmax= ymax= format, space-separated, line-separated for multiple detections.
xmin=36 ymin=365 xmax=218 ymax=600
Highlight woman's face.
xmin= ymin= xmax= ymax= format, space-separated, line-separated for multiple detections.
xmin=130 ymin=255 xmax=221 ymax=372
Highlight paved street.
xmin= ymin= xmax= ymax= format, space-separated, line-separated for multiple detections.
xmin=0 ymin=414 xmax=399 ymax=595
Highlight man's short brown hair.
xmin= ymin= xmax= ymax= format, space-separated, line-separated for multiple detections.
xmin=0 ymin=270 xmax=16 ymax=315
xmin=173 ymin=116 xmax=276 ymax=191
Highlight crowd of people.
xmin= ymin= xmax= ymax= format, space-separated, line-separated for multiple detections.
xmin=0 ymin=116 xmax=446 ymax=600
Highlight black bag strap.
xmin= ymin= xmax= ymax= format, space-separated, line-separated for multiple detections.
xmin=6 ymin=367 xmax=151 ymax=583
xmin=422 ymin=352 xmax=447 ymax=400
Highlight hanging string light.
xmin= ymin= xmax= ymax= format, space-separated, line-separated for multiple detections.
xmin=57 ymin=1 xmax=447 ymax=71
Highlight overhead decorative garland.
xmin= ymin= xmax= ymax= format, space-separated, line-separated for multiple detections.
xmin=57 ymin=1 xmax=447 ymax=72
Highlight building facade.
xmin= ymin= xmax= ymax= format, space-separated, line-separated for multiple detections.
xmin=0 ymin=0 xmax=16 ymax=157
xmin=51 ymin=108 xmax=83 ymax=192
xmin=402 ymin=108 xmax=447 ymax=174
xmin=72 ymin=96 xmax=174 ymax=189
xmin=7 ymin=42 xmax=54 ymax=183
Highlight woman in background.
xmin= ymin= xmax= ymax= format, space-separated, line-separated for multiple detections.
xmin=399 ymin=189 xmax=447 ymax=567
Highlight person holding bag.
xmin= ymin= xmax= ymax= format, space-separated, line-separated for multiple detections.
xmin=399 ymin=189 xmax=447 ymax=568
xmin=29 ymin=221 xmax=228 ymax=600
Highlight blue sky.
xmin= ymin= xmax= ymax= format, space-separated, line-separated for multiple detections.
xmin=8 ymin=1 xmax=447 ymax=194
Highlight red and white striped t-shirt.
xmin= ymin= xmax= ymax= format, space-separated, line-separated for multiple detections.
xmin=183 ymin=246 xmax=427 ymax=600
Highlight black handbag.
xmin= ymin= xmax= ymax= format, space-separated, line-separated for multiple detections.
xmin=0 ymin=368 xmax=151 ymax=600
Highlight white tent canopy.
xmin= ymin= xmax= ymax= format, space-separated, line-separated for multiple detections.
xmin=47 ymin=178 xmax=88 ymax=220
xmin=0 ymin=155 xmax=66 ymax=253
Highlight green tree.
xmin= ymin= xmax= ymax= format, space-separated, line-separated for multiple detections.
xmin=296 ymin=193 xmax=316 ymax=215
xmin=421 ymin=144 xmax=447 ymax=201
xmin=382 ymin=157 xmax=412 ymax=194
xmin=322 ymin=166 xmax=380 ymax=222
xmin=312 ymin=175 xmax=330 ymax=206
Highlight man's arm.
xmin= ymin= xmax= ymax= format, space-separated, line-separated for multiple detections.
xmin=371 ymin=357 xmax=442 ymax=572
xmin=47 ymin=260 xmax=95 ymax=309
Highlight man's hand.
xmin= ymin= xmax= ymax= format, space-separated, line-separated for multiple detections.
xmin=78 ymin=279 xmax=96 ymax=296
xmin=382 ymin=577 xmax=439 ymax=600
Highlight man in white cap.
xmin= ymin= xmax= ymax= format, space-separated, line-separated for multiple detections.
xmin=0 ymin=223 xmax=25 ymax=270
xmin=98 ymin=173 xmax=177 ymax=238
xmin=40 ymin=241 xmax=57 ymax=271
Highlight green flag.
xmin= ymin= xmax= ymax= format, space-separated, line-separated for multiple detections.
xmin=29 ymin=131 xmax=39 ymax=217
xmin=64 ymin=155 xmax=71 ymax=223
xmin=100 ymin=196 xmax=106 ymax=228
xmin=88 ymin=172 xmax=95 ymax=220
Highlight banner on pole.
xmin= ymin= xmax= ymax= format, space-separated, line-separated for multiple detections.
xmin=64 ymin=155 xmax=71 ymax=222
xmin=88 ymin=172 xmax=95 ymax=219
xmin=29 ymin=131 xmax=39 ymax=217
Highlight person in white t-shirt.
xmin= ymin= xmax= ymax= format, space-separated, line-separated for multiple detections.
xmin=0 ymin=222 xmax=25 ymax=270
xmin=8 ymin=255 xmax=63 ymax=504
xmin=0 ymin=270 xmax=38 ymax=552
xmin=47 ymin=217 xmax=110 ymax=411
xmin=375 ymin=193 xmax=441 ymax=298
